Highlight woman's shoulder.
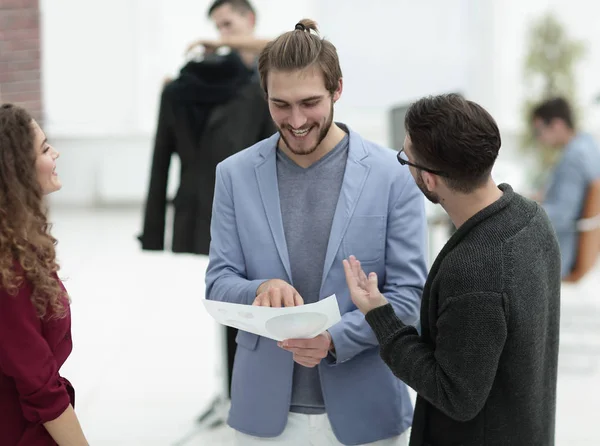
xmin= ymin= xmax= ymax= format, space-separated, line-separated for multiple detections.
xmin=0 ymin=275 xmax=37 ymax=324
xmin=0 ymin=269 xmax=69 ymax=319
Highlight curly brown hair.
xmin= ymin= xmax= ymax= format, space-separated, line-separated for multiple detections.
xmin=0 ymin=104 xmax=67 ymax=319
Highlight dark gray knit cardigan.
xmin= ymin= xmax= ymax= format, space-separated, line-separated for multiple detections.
xmin=366 ymin=184 xmax=561 ymax=446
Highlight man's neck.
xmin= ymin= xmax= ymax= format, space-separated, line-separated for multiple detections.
xmin=441 ymin=179 xmax=504 ymax=229
xmin=280 ymin=123 xmax=347 ymax=168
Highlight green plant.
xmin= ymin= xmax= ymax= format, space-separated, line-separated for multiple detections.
xmin=520 ymin=12 xmax=586 ymax=188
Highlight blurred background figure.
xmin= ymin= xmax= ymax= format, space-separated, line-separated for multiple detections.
xmin=2 ymin=0 xmax=599 ymax=444
xmin=137 ymin=0 xmax=275 ymax=433
xmin=531 ymin=97 xmax=600 ymax=281
xmin=186 ymin=0 xmax=271 ymax=70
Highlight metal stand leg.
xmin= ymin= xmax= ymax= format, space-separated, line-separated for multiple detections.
xmin=195 ymin=325 xmax=232 ymax=429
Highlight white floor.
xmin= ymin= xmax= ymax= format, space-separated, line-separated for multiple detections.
xmin=50 ymin=206 xmax=599 ymax=445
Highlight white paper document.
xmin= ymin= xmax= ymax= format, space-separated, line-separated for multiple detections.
xmin=202 ymin=295 xmax=342 ymax=341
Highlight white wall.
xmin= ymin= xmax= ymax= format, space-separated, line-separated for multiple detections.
xmin=40 ymin=0 xmax=600 ymax=206
xmin=40 ymin=0 xmax=473 ymax=206
xmin=468 ymin=0 xmax=600 ymax=133
xmin=41 ymin=0 xmax=325 ymax=205
xmin=318 ymin=0 xmax=472 ymax=145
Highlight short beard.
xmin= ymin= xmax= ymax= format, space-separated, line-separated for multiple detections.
xmin=415 ymin=171 xmax=440 ymax=204
xmin=277 ymin=100 xmax=334 ymax=156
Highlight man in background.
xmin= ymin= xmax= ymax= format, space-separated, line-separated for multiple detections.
xmin=140 ymin=0 xmax=275 ymax=431
xmin=186 ymin=0 xmax=271 ymax=71
xmin=531 ymin=97 xmax=600 ymax=278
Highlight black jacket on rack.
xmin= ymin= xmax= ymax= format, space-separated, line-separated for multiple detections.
xmin=139 ymin=51 xmax=275 ymax=255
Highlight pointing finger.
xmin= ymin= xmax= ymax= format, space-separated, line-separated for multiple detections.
xmin=294 ymin=291 xmax=304 ymax=306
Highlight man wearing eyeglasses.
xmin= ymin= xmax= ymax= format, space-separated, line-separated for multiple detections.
xmin=344 ymin=94 xmax=561 ymax=445
xmin=396 ymin=147 xmax=447 ymax=204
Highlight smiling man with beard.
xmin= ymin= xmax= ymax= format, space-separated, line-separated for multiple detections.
xmin=205 ymin=19 xmax=428 ymax=446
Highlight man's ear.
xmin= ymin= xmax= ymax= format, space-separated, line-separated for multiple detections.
xmin=333 ymin=78 xmax=343 ymax=103
xmin=248 ymin=11 xmax=256 ymax=28
xmin=421 ymin=170 xmax=438 ymax=192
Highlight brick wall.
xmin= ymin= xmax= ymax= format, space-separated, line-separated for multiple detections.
xmin=0 ymin=0 xmax=42 ymax=123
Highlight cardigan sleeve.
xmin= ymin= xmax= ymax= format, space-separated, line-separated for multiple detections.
xmin=0 ymin=285 xmax=72 ymax=424
xmin=365 ymin=292 xmax=508 ymax=422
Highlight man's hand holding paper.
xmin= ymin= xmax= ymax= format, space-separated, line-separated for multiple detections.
xmin=252 ymin=279 xmax=334 ymax=367
xmin=278 ymin=331 xmax=334 ymax=368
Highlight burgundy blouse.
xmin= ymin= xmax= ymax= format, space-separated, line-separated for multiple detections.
xmin=0 ymin=275 xmax=74 ymax=446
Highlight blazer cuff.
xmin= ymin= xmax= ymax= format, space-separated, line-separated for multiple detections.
xmin=244 ymin=280 xmax=268 ymax=305
xmin=325 ymin=324 xmax=351 ymax=365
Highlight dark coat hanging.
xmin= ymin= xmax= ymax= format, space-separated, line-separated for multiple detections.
xmin=139 ymin=52 xmax=276 ymax=255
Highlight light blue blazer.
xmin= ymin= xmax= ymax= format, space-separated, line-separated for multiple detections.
xmin=205 ymin=125 xmax=428 ymax=445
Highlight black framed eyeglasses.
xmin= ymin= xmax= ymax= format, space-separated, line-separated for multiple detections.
xmin=397 ymin=146 xmax=448 ymax=177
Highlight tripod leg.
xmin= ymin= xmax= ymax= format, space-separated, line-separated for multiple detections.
xmin=194 ymin=325 xmax=233 ymax=429
xmin=226 ymin=326 xmax=238 ymax=398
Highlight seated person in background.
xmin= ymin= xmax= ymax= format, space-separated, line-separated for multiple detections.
xmin=531 ymin=97 xmax=600 ymax=278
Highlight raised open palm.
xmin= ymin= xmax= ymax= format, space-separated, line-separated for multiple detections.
xmin=342 ymin=255 xmax=388 ymax=314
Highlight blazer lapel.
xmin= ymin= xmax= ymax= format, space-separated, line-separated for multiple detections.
xmin=255 ymin=135 xmax=293 ymax=282
xmin=320 ymin=129 xmax=370 ymax=291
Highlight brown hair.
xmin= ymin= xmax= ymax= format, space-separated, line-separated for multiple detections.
xmin=531 ymin=97 xmax=574 ymax=129
xmin=405 ymin=94 xmax=501 ymax=193
xmin=207 ymin=0 xmax=255 ymax=17
xmin=258 ymin=19 xmax=342 ymax=96
xmin=0 ymin=103 xmax=67 ymax=319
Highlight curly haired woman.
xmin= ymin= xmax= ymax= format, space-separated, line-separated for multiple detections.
xmin=0 ymin=104 xmax=88 ymax=445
